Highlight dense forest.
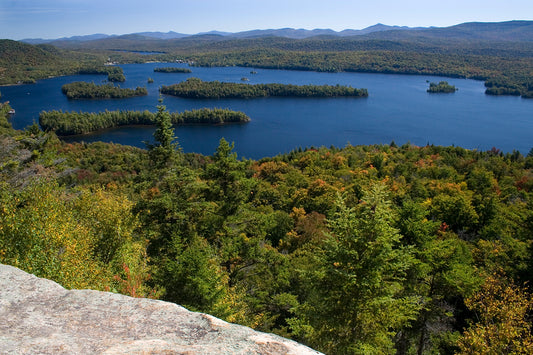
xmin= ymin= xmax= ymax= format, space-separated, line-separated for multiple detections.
xmin=427 ymin=81 xmax=457 ymax=93
xmin=160 ymin=77 xmax=368 ymax=99
xmin=39 ymin=107 xmax=250 ymax=135
xmin=1 ymin=102 xmax=532 ymax=354
xmin=61 ymin=81 xmax=148 ymax=99
xmin=154 ymin=67 xmax=192 ymax=73
xmin=77 ymin=66 xmax=126 ymax=82
xmin=0 ymin=40 xmax=122 ymax=85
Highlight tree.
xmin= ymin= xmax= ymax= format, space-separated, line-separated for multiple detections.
xmin=291 ymin=183 xmax=420 ymax=354
xmin=0 ymin=181 xmax=110 ymax=290
xmin=204 ymin=138 xmax=252 ymax=217
xmin=160 ymin=235 xmax=240 ymax=319
xmin=457 ymin=275 xmax=533 ymax=354
xmin=146 ymin=99 xmax=180 ymax=170
xmin=395 ymin=200 xmax=481 ymax=354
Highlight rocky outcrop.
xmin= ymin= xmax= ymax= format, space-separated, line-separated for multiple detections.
xmin=0 ymin=264 xmax=321 ymax=354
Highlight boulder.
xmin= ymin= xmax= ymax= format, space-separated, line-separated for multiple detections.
xmin=0 ymin=264 xmax=321 ymax=354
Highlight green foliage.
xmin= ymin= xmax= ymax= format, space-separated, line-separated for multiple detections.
xmin=160 ymin=235 xmax=236 ymax=317
xmin=77 ymin=65 xmax=126 ymax=82
xmin=0 ymin=39 xmax=101 ymax=85
xmin=61 ymin=81 xmax=147 ymax=99
xmin=106 ymin=68 xmax=126 ymax=82
xmin=154 ymin=67 xmax=192 ymax=73
xmin=39 ymin=108 xmax=250 ymax=135
xmin=1 ymin=113 xmax=532 ymax=354
xmin=161 ymin=77 xmax=368 ymax=99
xmin=147 ymin=102 xmax=180 ymax=170
xmin=427 ymin=81 xmax=458 ymax=93
xmin=290 ymin=185 xmax=420 ymax=354
xmin=0 ymin=181 xmax=144 ymax=291
xmin=0 ymin=102 xmax=15 ymax=134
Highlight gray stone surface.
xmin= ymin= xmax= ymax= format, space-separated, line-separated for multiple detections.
xmin=0 ymin=264 xmax=321 ymax=354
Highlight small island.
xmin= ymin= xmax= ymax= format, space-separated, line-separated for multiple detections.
xmin=427 ymin=81 xmax=457 ymax=93
xmin=160 ymin=77 xmax=368 ymax=99
xmin=78 ymin=66 xmax=126 ymax=82
xmin=61 ymin=82 xmax=148 ymax=99
xmin=39 ymin=108 xmax=250 ymax=135
xmin=154 ymin=67 xmax=192 ymax=74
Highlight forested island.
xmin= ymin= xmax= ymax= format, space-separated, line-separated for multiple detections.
xmin=61 ymin=81 xmax=148 ymax=99
xmin=78 ymin=66 xmax=126 ymax=82
xmin=160 ymin=77 xmax=368 ymax=98
xmin=154 ymin=67 xmax=192 ymax=73
xmin=427 ymin=81 xmax=457 ymax=93
xmin=39 ymin=107 xmax=250 ymax=135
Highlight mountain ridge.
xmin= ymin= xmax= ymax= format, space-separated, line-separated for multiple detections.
xmin=20 ymin=20 xmax=533 ymax=46
xmin=19 ymin=23 xmax=422 ymax=43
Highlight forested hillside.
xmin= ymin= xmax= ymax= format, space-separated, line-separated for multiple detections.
xmin=0 ymin=40 xmax=109 ymax=85
xmin=1 ymin=103 xmax=531 ymax=354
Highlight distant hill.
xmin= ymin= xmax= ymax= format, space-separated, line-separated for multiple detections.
xmin=20 ymin=21 xmax=533 ymax=50
xmin=133 ymin=31 xmax=189 ymax=40
xmin=0 ymin=39 xmax=96 ymax=85
xmin=0 ymin=40 xmax=61 ymax=66
xmin=22 ymin=33 xmax=112 ymax=45
xmin=363 ymin=20 xmax=533 ymax=42
xmin=21 ymin=23 xmax=416 ymax=44
xmin=228 ymin=28 xmax=340 ymax=39
xmin=339 ymin=23 xmax=422 ymax=36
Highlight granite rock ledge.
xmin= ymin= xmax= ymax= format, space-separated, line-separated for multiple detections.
xmin=0 ymin=264 xmax=321 ymax=354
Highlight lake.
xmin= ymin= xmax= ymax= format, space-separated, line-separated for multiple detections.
xmin=2 ymin=63 xmax=532 ymax=159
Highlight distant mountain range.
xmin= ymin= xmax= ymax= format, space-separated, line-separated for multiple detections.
xmin=20 ymin=20 xmax=533 ymax=45
xmin=18 ymin=24 xmax=428 ymax=43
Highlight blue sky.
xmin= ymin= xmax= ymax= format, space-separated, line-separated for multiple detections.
xmin=1 ymin=0 xmax=532 ymax=40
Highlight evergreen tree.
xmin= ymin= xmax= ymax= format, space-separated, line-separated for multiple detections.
xmin=204 ymin=138 xmax=251 ymax=217
xmin=146 ymin=99 xmax=180 ymax=170
xmin=291 ymin=183 xmax=420 ymax=354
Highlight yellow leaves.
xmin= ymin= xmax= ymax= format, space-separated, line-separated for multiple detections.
xmin=457 ymin=275 xmax=533 ymax=354
xmin=429 ymin=180 xmax=468 ymax=194
xmin=0 ymin=181 xmax=140 ymax=291
xmin=290 ymin=207 xmax=306 ymax=220
xmin=422 ymin=197 xmax=433 ymax=208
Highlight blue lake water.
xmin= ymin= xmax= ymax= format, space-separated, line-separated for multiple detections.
xmin=2 ymin=63 xmax=532 ymax=159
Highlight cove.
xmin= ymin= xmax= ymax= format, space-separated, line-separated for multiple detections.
xmin=2 ymin=63 xmax=532 ymax=159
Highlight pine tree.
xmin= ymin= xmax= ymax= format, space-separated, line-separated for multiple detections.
xmin=291 ymin=183 xmax=420 ymax=354
xmin=146 ymin=99 xmax=180 ymax=170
